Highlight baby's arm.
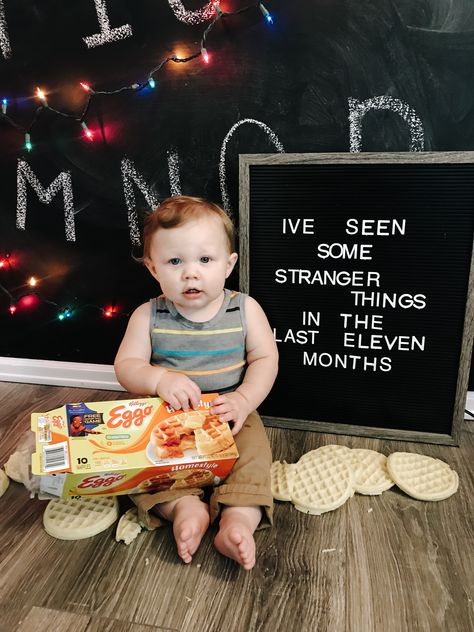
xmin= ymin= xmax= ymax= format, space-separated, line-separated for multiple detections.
xmin=211 ymin=296 xmax=278 ymax=434
xmin=114 ymin=302 xmax=201 ymax=409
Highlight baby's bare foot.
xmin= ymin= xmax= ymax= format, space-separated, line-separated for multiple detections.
xmin=156 ymin=496 xmax=210 ymax=564
xmin=214 ymin=506 xmax=262 ymax=570
xmin=214 ymin=524 xmax=256 ymax=570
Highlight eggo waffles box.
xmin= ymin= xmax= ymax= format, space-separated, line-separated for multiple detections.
xmin=31 ymin=394 xmax=239 ymax=499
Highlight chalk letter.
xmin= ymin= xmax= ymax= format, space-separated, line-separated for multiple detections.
xmin=16 ymin=159 xmax=76 ymax=241
xmin=348 ymin=96 xmax=424 ymax=152
xmin=0 ymin=0 xmax=12 ymax=59
xmin=83 ymin=0 xmax=132 ymax=48
xmin=168 ymin=0 xmax=216 ymax=24
xmin=121 ymin=158 xmax=160 ymax=246
xmin=167 ymin=148 xmax=182 ymax=197
xmin=220 ymin=118 xmax=284 ymax=216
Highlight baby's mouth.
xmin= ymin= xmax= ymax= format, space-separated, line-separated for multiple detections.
xmin=183 ymin=288 xmax=201 ymax=295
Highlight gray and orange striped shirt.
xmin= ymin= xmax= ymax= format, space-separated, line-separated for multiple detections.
xmin=150 ymin=289 xmax=247 ymax=393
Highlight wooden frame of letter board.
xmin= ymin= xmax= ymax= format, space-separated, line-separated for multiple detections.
xmin=239 ymin=152 xmax=474 ymax=445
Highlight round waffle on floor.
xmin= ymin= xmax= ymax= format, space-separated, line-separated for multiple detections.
xmin=291 ymin=449 xmax=354 ymax=515
xmin=348 ymin=449 xmax=394 ymax=495
xmin=270 ymin=461 xmax=296 ymax=501
xmin=297 ymin=444 xmax=351 ymax=467
xmin=43 ymin=496 xmax=119 ymax=540
xmin=387 ymin=452 xmax=458 ymax=501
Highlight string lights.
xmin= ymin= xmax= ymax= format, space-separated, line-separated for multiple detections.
xmin=0 ymin=2 xmax=274 ymax=152
xmin=0 ymin=253 xmax=129 ymax=320
xmin=0 ymin=2 xmax=275 ymax=322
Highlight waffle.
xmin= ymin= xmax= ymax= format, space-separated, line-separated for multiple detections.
xmin=150 ymin=413 xmax=207 ymax=459
xmin=151 ymin=417 xmax=185 ymax=458
xmin=297 ymin=444 xmax=351 ymax=466
xmin=116 ymin=507 xmax=143 ymax=545
xmin=291 ymin=449 xmax=354 ymax=515
xmin=349 ymin=449 xmax=394 ymax=495
xmin=194 ymin=416 xmax=234 ymax=456
xmin=270 ymin=461 xmax=296 ymax=501
xmin=180 ymin=435 xmax=196 ymax=451
xmin=170 ymin=468 xmax=214 ymax=489
xmin=0 ymin=469 xmax=9 ymax=497
xmin=139 ymin=472 xmax=173 ymax=492
xmin=387 ymin=452 xmax=458 ymax=501
xmin=175 ymin=411 xmax=207 ymax=430
xmin=43 ymin=496 xmax=119 ymax=540
xmin=4 ymin=449 xmax=29 ymax=484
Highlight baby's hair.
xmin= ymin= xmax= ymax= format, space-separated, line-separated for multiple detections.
xmin=141 ymin=196 xmax=235 ymax=261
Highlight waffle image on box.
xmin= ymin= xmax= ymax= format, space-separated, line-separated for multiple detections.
xmin=31 ymin=394 xmax=238 ymax=499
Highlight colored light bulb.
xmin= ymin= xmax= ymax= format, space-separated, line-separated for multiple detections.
xmin=0 ymin=253 xmax=12 ymax=269
xmin=36 ymin=87 xmax=48 ymax=106
xmin=25 ymin=133 xmax=32 ymax=152
xmin=104 ymin=305 xmax=116 ymax=318
xmin=1 ymin=98 xmax=7 ymax=114
xmin=148 ymin=78 xmax=156 ymax=89
xmin=259 ymin=3 xmax=273 ymax=24
xmin=201 ymin=47 xmax=210 ymax=64
xmin=9 ymin=304 xmax=16 ymax=315
xmin=81 ymin=121 xmax=94 ymax=141
xmin=79 ymin=82 xmax=94 ymax=94
xmin=28 ymin=276 xmax=37 ymax=287
xmin=58 ymin=307 xmax=72 ymax=321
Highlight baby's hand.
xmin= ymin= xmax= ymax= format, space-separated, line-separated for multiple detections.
xmin=156 ymin=371 xmax=201 ymax=410
xmin=210 ymin=391 xmax=251 ymax=435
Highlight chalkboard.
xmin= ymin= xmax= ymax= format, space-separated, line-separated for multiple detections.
xmin=0 ymin=0 xmax=474 ymax=376
xmin=240 ymin=152 xmax=474 ymax=444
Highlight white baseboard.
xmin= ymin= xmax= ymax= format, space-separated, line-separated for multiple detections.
xmin=0 ymin=357 xmax=124 ymax=391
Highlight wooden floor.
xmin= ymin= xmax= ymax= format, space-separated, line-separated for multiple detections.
xmin=0 ymin=382 xmax=473 ymax=632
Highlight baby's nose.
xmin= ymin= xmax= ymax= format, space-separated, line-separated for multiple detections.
xmin=183 ymin=264 xmax=199 ymax=278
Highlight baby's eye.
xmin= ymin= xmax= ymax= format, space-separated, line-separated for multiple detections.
xmin=200 ymin=256 xmax=211 ymax=263
xmin=169 ymin=258 xmax=181 ymax=265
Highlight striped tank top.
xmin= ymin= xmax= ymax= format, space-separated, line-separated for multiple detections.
xmin=150 ymin=289 xmax=247 ymax=393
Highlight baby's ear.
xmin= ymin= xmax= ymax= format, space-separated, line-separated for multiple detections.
xmin=226 ymin=252 xmax=238 ymax=277
xmin=144 ymin=257 xmax=158 ymax=279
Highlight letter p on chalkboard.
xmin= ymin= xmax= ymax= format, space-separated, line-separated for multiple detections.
xmin=239 ymin=152 xmax=474 ymax=445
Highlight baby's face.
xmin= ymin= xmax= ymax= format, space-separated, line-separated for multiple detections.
xmin=145 ymin=214 xmax=237 ymax=320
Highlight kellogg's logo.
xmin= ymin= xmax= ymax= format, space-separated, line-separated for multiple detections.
xmin=77 ymin=473 xmax=125 ymax=489
xmin=106 ymin=404 xmax=153 ymax=429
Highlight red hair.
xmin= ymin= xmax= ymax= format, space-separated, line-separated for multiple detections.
xmin=142 ymin=196 xmax=235 ymax=260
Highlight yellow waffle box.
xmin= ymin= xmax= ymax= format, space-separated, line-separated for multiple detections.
xmin=31 ymin=394 xmax=239 ymax=499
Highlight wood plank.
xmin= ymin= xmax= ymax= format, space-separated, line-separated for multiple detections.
xmin=1 ymin=383 xmax=473 ymax=632
xmin=85 ymin=616 xmax=177 ymax=632
xmin=0 ymin=604 xmax=30 ymax=632
xmin=17 ymin=606 xmax=90 ymax=632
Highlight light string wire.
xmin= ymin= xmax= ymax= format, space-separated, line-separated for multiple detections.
xmin=0 ymin=268 xmax=131 ymax=318
xmin=0 ymin=2 xmax=274 ymax=150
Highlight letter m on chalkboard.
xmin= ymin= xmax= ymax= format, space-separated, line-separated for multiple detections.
xmin=16 ymin=159 xmax=76 ymax=242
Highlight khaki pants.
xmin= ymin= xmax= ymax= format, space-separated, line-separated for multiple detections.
xmin=130 ymin=410 xmax=273 ymax=530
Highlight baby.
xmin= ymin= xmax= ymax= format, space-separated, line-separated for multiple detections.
xmin=114 ymin=195 xmax=278 ymax=570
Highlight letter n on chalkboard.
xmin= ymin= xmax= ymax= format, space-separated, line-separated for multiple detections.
xmin=239 ymin=152 xmax=474 ymax=445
